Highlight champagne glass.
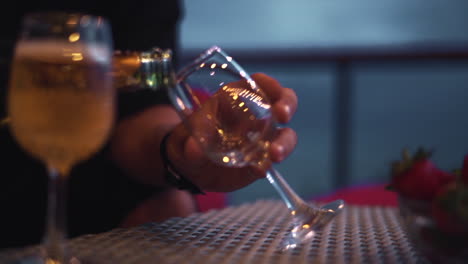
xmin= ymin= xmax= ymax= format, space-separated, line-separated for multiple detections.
xmin=7 ymin=12 xmax=114 ymax=263
xmin=168 ymin=46 xmax=344 ymax=250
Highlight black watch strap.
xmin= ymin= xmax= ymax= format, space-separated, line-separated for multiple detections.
xmin=160 ymin=133 xmax=205 ymax=195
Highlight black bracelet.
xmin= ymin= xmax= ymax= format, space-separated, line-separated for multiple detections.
xmin=160 ymin=132 xmax=205 ymax=195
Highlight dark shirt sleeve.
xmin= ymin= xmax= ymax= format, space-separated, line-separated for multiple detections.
xmin=0 ymin=127 xmax=47 ymax=248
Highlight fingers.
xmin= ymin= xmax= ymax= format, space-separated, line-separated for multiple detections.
xmin=269 ymin=127 xmax=297 ymax=163
xmin=251 ymin=73 xmax=298 ymax=124
xmin=251 ymin=73 xmax=283 ymax=101
xmin=271 ymin=87 xmax=297 ymax=123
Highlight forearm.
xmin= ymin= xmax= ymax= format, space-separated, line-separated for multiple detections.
xmin=109 ymin=104 xmax=181 ymax=187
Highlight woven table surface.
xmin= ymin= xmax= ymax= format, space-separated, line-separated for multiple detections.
xmin=0 ymin=200 xmax=427 ymax=263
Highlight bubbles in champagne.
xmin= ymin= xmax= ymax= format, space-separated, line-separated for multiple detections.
xmin=14 ymin=40 xmax=112 ymax=64
xmin=8 ymin=40 xmax=114 ymax=174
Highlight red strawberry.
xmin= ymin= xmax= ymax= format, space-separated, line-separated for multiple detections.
xmin=389 ymin=148 xmax=455 ymax=201
xmin=435 ymin=169 xmax=457 ymax=189
xmin=431 ymin=182 xmax=468 ymax=235
xmin=393 ymin=160 xmax=443 ymax=200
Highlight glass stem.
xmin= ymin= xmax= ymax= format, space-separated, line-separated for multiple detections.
xmin=43 ymin=167 xmax=68 ymax=262
xmin=266 ymin=168 xmax=305 ymax=211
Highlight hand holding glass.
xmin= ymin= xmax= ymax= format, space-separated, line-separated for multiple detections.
xmin=168 ymin=46 xmax=344 ymax=250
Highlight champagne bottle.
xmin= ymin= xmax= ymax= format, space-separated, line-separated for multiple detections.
xmin=112 ymin=47 xmax=176 ymax=119
xmin=112 ymin=48 xmax=175 ymax=93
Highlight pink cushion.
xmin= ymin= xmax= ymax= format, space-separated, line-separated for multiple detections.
xmin=195 ymin=192 xmax=227 ymax=212
xmin=313 ymin=183 xmax=398 ymax=207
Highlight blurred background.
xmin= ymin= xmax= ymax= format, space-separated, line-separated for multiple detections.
xmin=178 ymin=0 xmax=468 ymax=205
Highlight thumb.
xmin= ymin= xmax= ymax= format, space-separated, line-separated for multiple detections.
xmin=168 ymin=124 xmax=205 ymax=167
xmin=183 ymin=136 xmax=205 ymax=166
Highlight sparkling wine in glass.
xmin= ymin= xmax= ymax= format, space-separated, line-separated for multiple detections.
xmin=168 ymin=46 xmax=344 ymax=250
xmin=7 ymin=12 xmax=115 ymax=263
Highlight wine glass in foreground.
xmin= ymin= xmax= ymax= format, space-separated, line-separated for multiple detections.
xmin=7 ymin=12 xmax=115 ymax=263
xmin=168 ymin=46 xmax=344 ymax=250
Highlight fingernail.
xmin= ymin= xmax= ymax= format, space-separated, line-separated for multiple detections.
xmin=282 ymin=104 xmax=292 ymax=121
xmin=272 ymin=143 xmax=285 ymax=162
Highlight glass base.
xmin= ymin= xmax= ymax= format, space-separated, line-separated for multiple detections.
xmin=280 ymin=200 xmax=345 ymax=251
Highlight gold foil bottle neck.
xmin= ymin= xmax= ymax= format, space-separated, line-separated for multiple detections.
xmin=112 ymin=48 xmax=173 ymax=92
